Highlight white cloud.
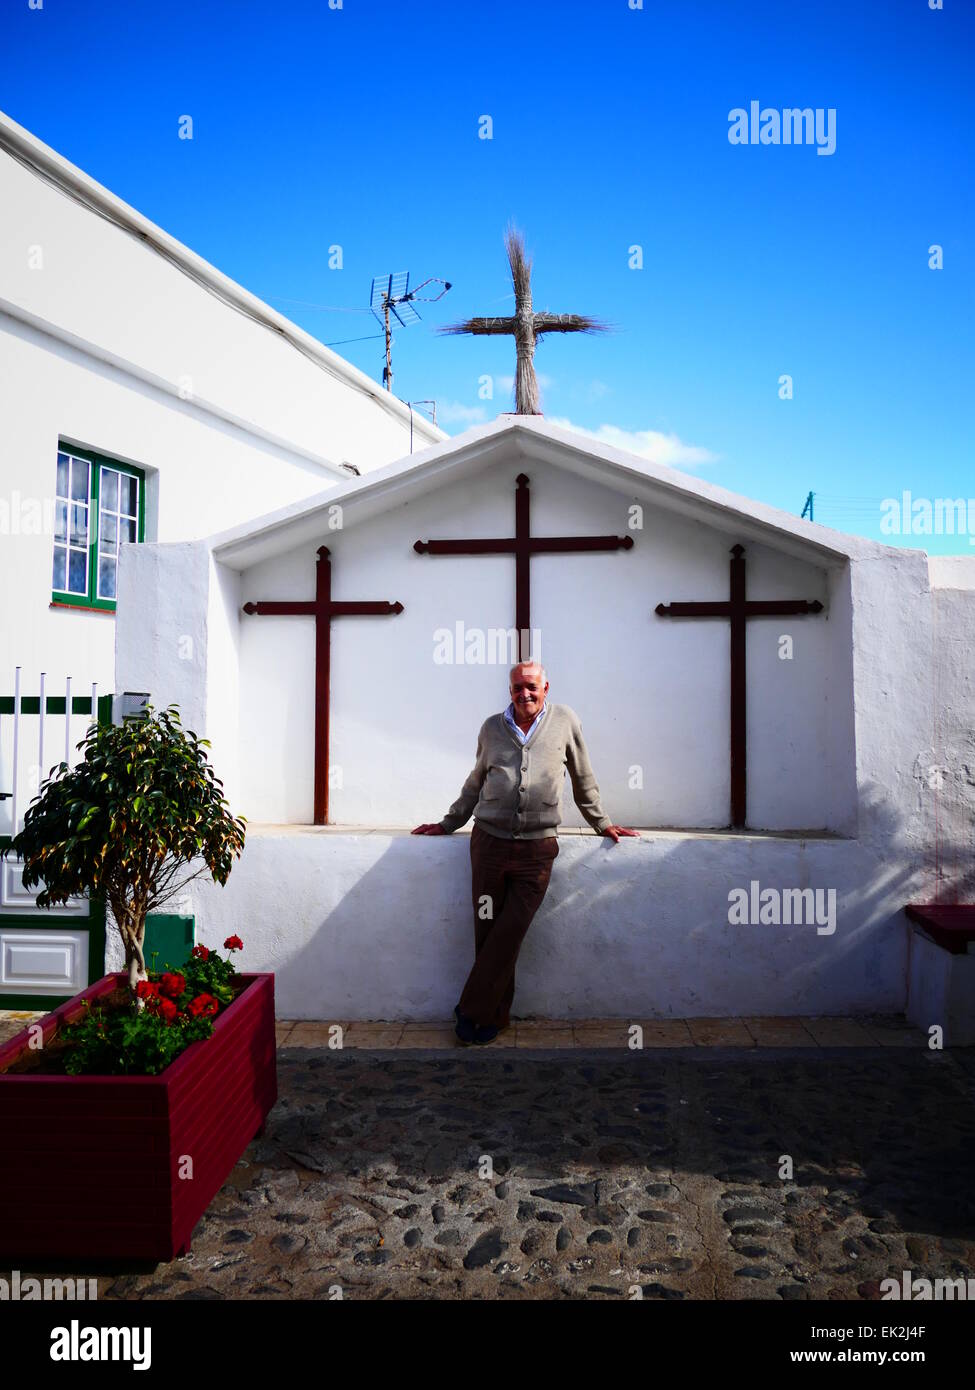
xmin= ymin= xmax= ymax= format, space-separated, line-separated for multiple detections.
xmin=547 ymin=418 xmax=718 ymax=468
xmin=435 ymin=400 xmax=488 ymax=425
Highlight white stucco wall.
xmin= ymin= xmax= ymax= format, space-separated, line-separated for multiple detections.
xmin=167 ymin=827 xmax=913 ymax=1021
xmin=110 ymin=428 xmax=975 ymax=1022
xmin=906 ymin=928 xmax=975 ymax=1047
xmin=918 ymin=575 xmax=975 ymax=902
xmin=0 ymin=123 xmax=442 ymax=704
xmin=228 ymin=457 xmax=850 ymax=832
xmin=0 ymin=127 xmax=440 ymax=472
xmin=0 ymin=318 xmax=340 ymax=690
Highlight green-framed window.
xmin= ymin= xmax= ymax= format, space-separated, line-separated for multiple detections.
xmin=52 ymin=445 xmax=145 ymax=612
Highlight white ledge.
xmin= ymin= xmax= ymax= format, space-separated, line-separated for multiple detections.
xmin=243 ymin=823 xmax=851 ymax=842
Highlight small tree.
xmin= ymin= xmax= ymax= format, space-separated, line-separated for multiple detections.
xmin=4 ymin=705 xmax=246 ymax=994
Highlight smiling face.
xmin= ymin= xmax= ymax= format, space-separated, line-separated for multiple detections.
xmin=509 ymin=662 xmax=549 ymax=722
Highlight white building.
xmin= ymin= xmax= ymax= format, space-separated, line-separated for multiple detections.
xmin=105 ymin=417 xmax=975 ymax=1035
xmin=0 ymin=109 xmax=443 ymax=695
xmin=0 ymin=110 xmax=443 ymax=1001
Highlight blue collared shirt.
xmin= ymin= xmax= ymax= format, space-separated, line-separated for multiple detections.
xmin=503 ymin=699 xmax=548 ymax=745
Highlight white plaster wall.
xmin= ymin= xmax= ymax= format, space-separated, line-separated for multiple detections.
xmin=114 ymin=542 xmax=242 ymax=811
xmin=0 ymin=137 xmax=439 ymax=703
xmin=0 ymin=146 xmax=439 ymax=471
xmin=916 ymin=582 xmax=975 ymax=901
xmin=906 ymin=929 xmax=975 ymax=1046
xmin=234 ymin=457 xmax=847 ymax=831
xmin=849 ymin=549 xmax=941 ymax=870
xmin=109 ymin=440 xmax=975 ymax=1022
xmin=0 ymin=315 xmax=339 ymax=696
xmin=206 ymin=560 xmax=243 ymax=815
xmin=115 ymin=543 xmax=211 ymax=733
xmin=181 ymin=829 xmax=914 ymax=1020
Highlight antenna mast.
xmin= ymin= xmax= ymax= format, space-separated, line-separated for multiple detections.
xmin=369 ymin=272 xmax=451 ymax=392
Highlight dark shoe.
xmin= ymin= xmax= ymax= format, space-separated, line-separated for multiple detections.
xmin=473 ymin=1023 xmax=499 ymax=1045
xmin=454 ymin=1005 xmax=476 ymax=1045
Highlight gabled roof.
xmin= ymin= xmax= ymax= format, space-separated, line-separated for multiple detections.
xmin=208 ymin=416 xmax=888 ymax=572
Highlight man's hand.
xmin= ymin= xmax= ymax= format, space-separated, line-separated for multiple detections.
xmin=602 ymin=825 xmax=640 ymax=843
xmin=412 ymin=823 xmax=446 ymax=835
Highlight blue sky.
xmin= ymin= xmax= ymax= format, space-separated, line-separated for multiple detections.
xmin=2 ymin=0 xmax=972 ymax=549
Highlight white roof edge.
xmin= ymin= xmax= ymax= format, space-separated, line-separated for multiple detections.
xmin=207 ymin=421 xmax=507 ymax=558
xmin=207 ymin=416 xmax=885 ymax=567
xmin=0 ymin=108 xmax=447 ymax=446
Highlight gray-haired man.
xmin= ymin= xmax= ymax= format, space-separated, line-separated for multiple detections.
xmin=413 ymin=661 xmax=637 ymax=1044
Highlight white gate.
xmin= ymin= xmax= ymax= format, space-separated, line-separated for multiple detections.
xmin=0 ymin=667 xmax=109 ymax=1001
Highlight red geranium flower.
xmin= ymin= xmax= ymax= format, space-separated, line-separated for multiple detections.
xmin=187 ymin=993 xmax=219 ymax=1019
xmin=157 ymin=997 xmax=180 ymax=1024
xmin=191 ymin=944 xmax=210 ymax=961
xmin=223 ymin=935 xmax=243 ymax=951
xmin=160 ymin=972 xmax=186 ymax=999
xmin=135 ymin=980 xmax=160 ymax=1000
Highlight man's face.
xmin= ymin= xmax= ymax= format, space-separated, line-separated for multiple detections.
xmin=510 ymin=666 xmax=549 ymax=719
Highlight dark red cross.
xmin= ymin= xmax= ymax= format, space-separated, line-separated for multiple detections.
xmin=655 ymin=543 xmax=824 ymax=829
xmin=414 ymin=472 xmax=633 ymax=660
xmin=242 ymin=546 xmax=404 ymax=825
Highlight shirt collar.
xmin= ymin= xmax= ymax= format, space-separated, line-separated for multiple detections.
xmin=504 ymin=699 xmax=547 ymax=733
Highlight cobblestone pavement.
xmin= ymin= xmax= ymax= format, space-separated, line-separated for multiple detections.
xmin=87 ymin=1041 xmax=975 ymax=1301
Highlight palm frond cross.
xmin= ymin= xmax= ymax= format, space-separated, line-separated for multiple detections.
xmin=439 ymin=227 xmax=607 ymax=415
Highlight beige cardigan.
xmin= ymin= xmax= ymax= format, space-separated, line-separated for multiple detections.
xmin=439 ymin=703 xmax=613 ymax=839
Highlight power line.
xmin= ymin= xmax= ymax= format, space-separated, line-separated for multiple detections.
xmin=325 ymin=332 xmax=386 ymax=348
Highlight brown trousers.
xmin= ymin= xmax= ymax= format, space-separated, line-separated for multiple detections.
xmin=457 ymin=821 xmax=560 ymax=1029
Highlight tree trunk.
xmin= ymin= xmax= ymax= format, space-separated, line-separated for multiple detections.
xmin=114 ymin=901 xmax=148 ymax=999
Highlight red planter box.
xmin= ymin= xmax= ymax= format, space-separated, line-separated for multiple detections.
xmin=0 ymin=971 xmax=277 ymax=1263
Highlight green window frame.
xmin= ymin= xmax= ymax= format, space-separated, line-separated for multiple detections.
xmin=52 ymin=445 xmax=146 ymax=612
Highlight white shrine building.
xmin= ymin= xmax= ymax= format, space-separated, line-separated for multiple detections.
xmin=109 ymin=416 xmax=975 ymax=1033
xmin=2 ymin=112 xmax=972 ymax=1034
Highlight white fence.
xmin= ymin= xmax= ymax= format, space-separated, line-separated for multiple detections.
xmin=0 ymin=667 xmax=106 ymax=840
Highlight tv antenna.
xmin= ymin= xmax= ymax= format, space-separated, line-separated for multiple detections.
xmin=370 ymin=272 xmax=451 ymax=392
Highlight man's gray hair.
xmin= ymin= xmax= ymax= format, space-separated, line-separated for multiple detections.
xmin=510 ymin=660 xmax=547 ymax=683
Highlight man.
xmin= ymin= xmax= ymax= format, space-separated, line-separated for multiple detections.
xmin=413 ymin=661 xmax=638 ymax=1046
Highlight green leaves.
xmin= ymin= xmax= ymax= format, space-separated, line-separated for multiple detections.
xmin=61 ymin=1002 xmax=215 ymax=1076
xmin=2 ymin=703 xmax=246 ymax=990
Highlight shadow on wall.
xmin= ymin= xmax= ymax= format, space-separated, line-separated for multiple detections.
xmin=266 ymin=782 xmax=937 ymax=1021
xmin=919 ymin=764 xmax=975 ymax=904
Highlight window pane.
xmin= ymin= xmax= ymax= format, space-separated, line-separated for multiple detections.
xmin=121 ymin=517 xmax=137 ymax=544
xmin=69 ymin=503 xmax=88 ymax=546
xmin=101 ymin=512 xmax=118 ymax=546
xmin=56 ymin=452 xmax=69 ymax=497
xmin=52 ymin=545 xmax=66 ymax=591
xmin=54 ymin=499 xmax=67 ymax=543
xmin=122 ymin=474 xmax=138 ymax=517
xmin=100 ymin=468 xmax=119 ymax=513
xmin=98 ymin=554 xmax=117 ymax=600
xmin=68 ymin=548 xmax=88 ymax=594
xmin=70 ymin=458 xmax=89 ymax=503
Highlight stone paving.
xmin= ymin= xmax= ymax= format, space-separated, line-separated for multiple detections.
xmin=274 ymin=1014 xmax=928 ymax=1050
xmin=5 ymin=1010 xmax=975 ymax=1301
